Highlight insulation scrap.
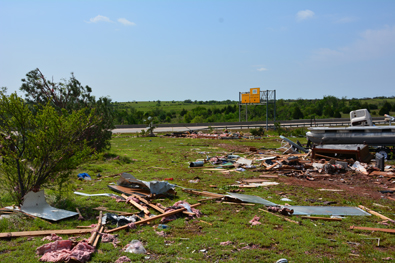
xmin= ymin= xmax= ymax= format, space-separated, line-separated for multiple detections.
xmin=36 ymin=240 xmax=72 ymax=256
xmin=68 ymin=242 xmax=95 ymax=262
xmin=115 ymin=256 xmax=132 ymax=263
xmin=37 ymin=240 xmax=94 ymax=263
xmin=101 ymin=233 xmax=120 ymax=248
xmin=249 ymin=215 xmax=261 ymax=226
xmin=160 ymin=201 xmax=202 ymax=223
xmin=41 ymin=234 xmax=62 ymax=241
xmin=111 ymin=196 xmax=125 ymax=203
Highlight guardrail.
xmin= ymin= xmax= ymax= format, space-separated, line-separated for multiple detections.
xmin=115 ymin=117 xmax=389 ymax=130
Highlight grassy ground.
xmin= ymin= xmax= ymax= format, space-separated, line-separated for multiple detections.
xmin=0 ymin=132 xmax=394 ymax=262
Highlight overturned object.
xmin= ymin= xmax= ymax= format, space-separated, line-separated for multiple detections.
xmin=112 ymin=173 xmax=176 ymax=196
xmin=312 ymin=144 xmax=372 ymax=163
xmin=20 ymin=190 xmax=78 ymax=221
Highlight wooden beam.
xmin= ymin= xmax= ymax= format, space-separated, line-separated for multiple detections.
xmin=106 ymin=203 xmax=201 ymax=233
xmin=132 ymin=194 xmax=165 ymax=213
xmin=358 ymin=205 xmax=394 ymax=223
xmin=222 ymin=202 xmax=255 ymax=206
xmin=122 ymin=194 xmax=150 ymax=214
xmin=89 ymin=211 xmax=102 ymax=245
xmin=93 ymin=225 xmax=105 ymax=247
xmin=350 ymin=226 xmax=395 ymax=234
xmin=182 ymin=189 xmax=224 ymax=198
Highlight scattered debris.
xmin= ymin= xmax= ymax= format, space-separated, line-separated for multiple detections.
xmin=124 ymin=240 xmax=146 ymax=254
xmin=249 ymin=215 xmax=261 ymax=225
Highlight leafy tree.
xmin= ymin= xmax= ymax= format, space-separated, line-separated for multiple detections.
xmin=180 ymin=108 xmax=187 ymax=116
xmin=379 ymin=101 xmax=392 ymax=116
xmin=0 ymin=91 xmax=100 ymax=204
xmin=19 ymin=68 xmax=114 ymax=152
xmin=292 ymin=106 xmax=304 ymax=119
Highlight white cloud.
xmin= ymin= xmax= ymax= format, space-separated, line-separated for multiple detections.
xmin=88 ymin=15 xmax=113 ymax=23
xmin=334 ymin=16 xmax=357 ymax=24
xmin=257 ymin=68 xmax=267 ymax=71
xmin=296 ymin=10 xmax=315 ymax=21
xmin=118 ymin=18 xmax=136 ymax=26
xmin=311 ymin=25 xmax=395 ymax=63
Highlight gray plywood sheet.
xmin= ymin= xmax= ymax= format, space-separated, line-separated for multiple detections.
xmin=288 ymin=206 xmax=371 ymax=216
xmin=21 ymin=190 xmax=78 ymax=221
xmin=226 ymin=193 xmax=277 ymax=206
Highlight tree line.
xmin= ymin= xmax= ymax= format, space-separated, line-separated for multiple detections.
xmin=112 ymin=95 xmax=395 ymax=125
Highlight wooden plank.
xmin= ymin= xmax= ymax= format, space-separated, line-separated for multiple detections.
xmin=222 ymin=202 xmax=255 ymax=206
xmin=132 ymin=194 xmax=165 ymax=213
xmin=301 ymin=216 xmax=342 ymax=221
xmin=106 ymin=203 xmax=201 ymax=233
xmin=122 ymin=194 xmax=150 ymax=214
xmin=350 ymin=226 xmax=395 ymax=234
xmin=197 ymin=197 xmax=223 ymax=202
xmin=387 ymin=196 xmax=395 ymax=202
xmin=0 ymin=228 xmax=94 ymax=238
xmin=266 ymin=163 xmax=279 ymax=170
xmin=89 ymin=211 xmax=102 ymax=245
xmin=358 ymin=205 xmax=394 ymax=222
xmin=93 ymin=225 xmax=104 ymax=248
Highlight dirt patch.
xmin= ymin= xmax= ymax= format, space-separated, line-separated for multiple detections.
xmin=276 ymin=171 xmax=394 ymax=201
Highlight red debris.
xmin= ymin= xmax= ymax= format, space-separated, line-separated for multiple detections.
xmin=36 ymin=240 xmax=72 ymax=255
xmin=249 ymin=215 xmax=261 ymax=226
xmin=37 ymin=241 xmax=94 ymax=263
xmin=41 ymin=234 xmax=62 ymax=241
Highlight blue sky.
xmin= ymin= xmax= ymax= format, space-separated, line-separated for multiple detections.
xmin=1 ymin=0 xmax=395 ymax=102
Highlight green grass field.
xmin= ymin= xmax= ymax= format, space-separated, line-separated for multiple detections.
xmin=0 ymin=132 xmax=394 ymax=262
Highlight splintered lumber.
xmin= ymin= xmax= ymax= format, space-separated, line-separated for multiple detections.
xmin=301 ymin=216 xmax=342 ymax=221
xmin=199 ymin=220 xmax=213 ymax=226
xmin=266 ymin=163 xmax=280 ymax=170
xmin=89 ymin=211 xmax=102 ymax=245
xmin=0 ymin=229 xmax=93 ymax=238
xmin=350 ymin=226 xmax=395 ymax=234
xmin=222 ymin=202 xmax=255 ymax=206
xmin=358 ymin=205 xmax=394 ymax=222
xmin=122 ymin=194 xmax=150 ymax=214
xmin=388 ymin=196 xmax=395 ymax=202
xmin=182 ymin=189 xmax=224 ymax=198
xmin=198 ymin=196 xmax=223 ymax=202
xmin=93 ymin=225 xmax=105 ymax=247
xmin=132 ymin=194 xmax=165 ymax=213
xmin=258 ymin=208 xmax=300 ymax=225
xmin=106 ymin=203 xmax=201 ymax=233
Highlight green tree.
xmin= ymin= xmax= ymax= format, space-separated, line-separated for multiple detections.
xmin=292 ymin=106 xmax=304 ymax=119
xmin=19 ymin=68 xmax=114 ymax=152
xmin=0 ymin=91 xmax=100 ymax=204
xmin=379 ymin=101 xmax=392 ymax=116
